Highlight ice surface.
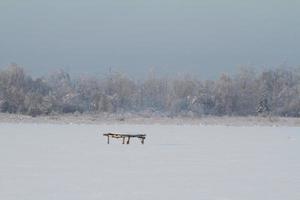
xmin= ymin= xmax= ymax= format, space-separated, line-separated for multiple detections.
xmin=0 ymin=123 xmax=299 ymax=200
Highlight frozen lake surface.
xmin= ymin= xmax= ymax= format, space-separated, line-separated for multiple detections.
xmin=0 ymin=123 xmax=299 ymax=200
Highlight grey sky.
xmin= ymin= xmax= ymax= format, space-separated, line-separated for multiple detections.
xmin=0 ymin=0 xmax=299 ymax=78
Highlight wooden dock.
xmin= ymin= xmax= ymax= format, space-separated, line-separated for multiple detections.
xmin=103 ymin=133 xmax=146 ymax=144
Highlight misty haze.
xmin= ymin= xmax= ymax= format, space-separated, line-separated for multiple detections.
xmin=1 ymin=1 xmax=299 ymax=78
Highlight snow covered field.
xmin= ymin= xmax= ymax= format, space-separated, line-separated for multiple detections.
xmin=0 ymin=123 xmax=299 ymax=200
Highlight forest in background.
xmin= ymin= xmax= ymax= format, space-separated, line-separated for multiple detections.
xmin=0 ymin=65 xmax=300 ymax=117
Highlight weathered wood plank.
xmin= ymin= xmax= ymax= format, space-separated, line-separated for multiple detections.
xmin=103 ymin=133 xmax=146 ymax=144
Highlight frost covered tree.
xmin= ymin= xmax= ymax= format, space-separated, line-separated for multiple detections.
xmin=214 ymin=74 xmax=237 ymax=115
xmin=1 ymin=64 xmax=300 ymax=117
xmin=257 ymin=97 xmax=270 ymax=116
xmin=234 ymin=67 xmax=259 ymax=115
xmin=0 ymin=64 xmax=27 ymax=113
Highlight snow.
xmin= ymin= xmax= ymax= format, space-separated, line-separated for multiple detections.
xmin=0 ymin=123 xmax=300 ymax=200
xmin=2 ymin=113 xmax=300 ymax=127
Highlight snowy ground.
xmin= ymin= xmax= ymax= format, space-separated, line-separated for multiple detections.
xmin=0 ymin=123 xmax=299 ymax=200
xmin=1 ymin=113 xmax=300 ymax=127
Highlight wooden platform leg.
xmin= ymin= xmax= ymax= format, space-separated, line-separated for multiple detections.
xmin=141 ymin=138 xmax=145 ymax=144
xmin=127 ymin=137 xmax=130 ymax=144
xmin=122 ymin=137 xmax=125 ymax=144
xmin=107 ymin=136 xmax=110 ymax=144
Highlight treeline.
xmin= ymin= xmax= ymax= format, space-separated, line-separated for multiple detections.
xmin=0 ymin=65 xmax=300 ymax=117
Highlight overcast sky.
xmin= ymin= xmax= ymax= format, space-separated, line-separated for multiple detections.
xmin=0 ymin=0 xmax=299 ymax=78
